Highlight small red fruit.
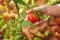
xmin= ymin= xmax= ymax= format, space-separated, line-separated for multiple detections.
xmin=27 ymin=10 xmax=39 ymax=23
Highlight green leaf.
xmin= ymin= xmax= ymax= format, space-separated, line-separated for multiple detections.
xmin=18 ymin=35 xmax=24 ymax=40
xmin=0 ymin=10 xmax=2 ymax=14
xmin=23 ymin=0 xmax=29 ymax=3
xmin=14 ymin=0 xmax=27 ymax=6
xmin=14 ymin=34 xmax=23 ymax=40
xmin=9 ymin=27 xmax=15 ymax=35
xmin=34 ymin=37 xmax=41 ymax=40
xmin=21 ymin=21 xmax=33 ymax=27
xmin=35 ymin=32 xmax=42 ymax=36
xmin=18 ymin=17 xmax=23 ymax=23
xmin=8 ymin=20 xmax=15 ymax=27
xmin=47 ymin=0 xmax=57 ymax=5
xmin=21 ymin=13 xmax=26 ymax=17
xmin=10 ymin=30 xmax=15 ymax=35
xmin=16 ymin=35 xmax=21 ymax=40
xmin=1 ymin=24 xmax=7 ymax=31
xmin=4 ymin=33 xmax=9 ymax=39
xmin=40 ymin=14 xmax=47 ymax=20
xmin=44 ymin=31 xmax=49 ymax=37
xmin=16 ymin=25 xmax=21 ymax=33
xmin=0 ymin=19 xmax=4 ymax=26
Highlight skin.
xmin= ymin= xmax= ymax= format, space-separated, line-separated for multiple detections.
xmin=42 ymin=5 xmax=60 ymax=17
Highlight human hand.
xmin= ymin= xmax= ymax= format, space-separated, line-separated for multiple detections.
xmin=42 ymin=5 xmax=60 ymax=17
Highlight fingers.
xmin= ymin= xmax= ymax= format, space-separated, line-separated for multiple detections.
xmin=24 ymin=15 xmax=28 ymax=21
xmin=26 ymin=5 xmax=47 ymax=13
xmin=22 ymin=27 xmax=33 ymax=40
xmin=33 ymin=5 xmax=47 ymax=11
xmin=42 ymin=6 xmax=52 ymax=16
xmin=42 ymin=5 xmax=60 ymax=17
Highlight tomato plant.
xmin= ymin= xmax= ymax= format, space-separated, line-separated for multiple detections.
xmin=0 ymin=0 xmax=59 ymax=40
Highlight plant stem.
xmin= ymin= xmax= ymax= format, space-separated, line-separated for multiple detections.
xmin=47 ymin=16 xmax=51 ymax=27
xmin=4 ymin=0 xmax=10 ymax=14
xmin=15 ymin=3 xmax=20 ymax=17
xmin=31 ymin=0 xmax=34 ymax=6
xmin=13 ymin=0 xmax=20 ymax=17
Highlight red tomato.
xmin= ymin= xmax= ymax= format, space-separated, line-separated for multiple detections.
xmin=27 ymin=10 xmax=39 ymax=23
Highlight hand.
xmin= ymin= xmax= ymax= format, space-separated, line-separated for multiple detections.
xmin=42 ymin=5 xmax=60 ymax=17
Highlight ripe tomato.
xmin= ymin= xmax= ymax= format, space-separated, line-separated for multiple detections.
xmin=27 ymin=10 xmax=39 ymax=23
